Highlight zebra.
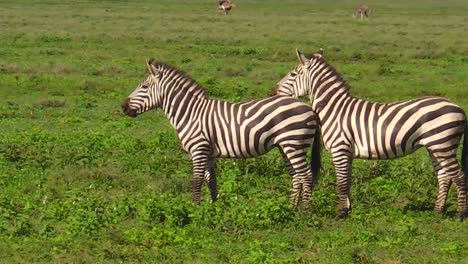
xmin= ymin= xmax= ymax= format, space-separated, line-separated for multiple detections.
xmin=273 ymin=49 xmax=468 ymax=219
xmin=122 ymin=59 xmax=321 ymax=209
xmin=353 ymin=5 xmax=371 ymax=20
xmin=218 ymin=0 xmax=236 ymax=15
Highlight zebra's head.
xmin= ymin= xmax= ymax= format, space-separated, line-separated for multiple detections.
xmin=122 ymin=59 xmax=162 ymax=117
xmin=273 ymin=48 xmax=324 ymax=98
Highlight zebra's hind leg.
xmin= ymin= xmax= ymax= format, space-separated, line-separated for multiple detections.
xmin=204 ymin=158 xmax=219 ymax=202
xmin=279 ymin=149 xmax=296 ymax=178
xmin=429 ymin=153 xmax=450 ymax=214
xmin=280 ymin=145 xmax=313 ymax=211
xmin=452 ymin=172 xmax=467 ymax=220
xmin=430 ymin=151 xmax=467 ymax=218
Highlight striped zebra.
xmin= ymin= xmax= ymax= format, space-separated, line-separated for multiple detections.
xmin=122 ymin=59 xmax=321 ymax=209
xmin=273 ymin=49 xmax=468 ymax=219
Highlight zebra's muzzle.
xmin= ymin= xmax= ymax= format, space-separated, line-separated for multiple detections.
xmin=122 ymin=98 xmax=138 ymax=117
xmin=272 ymin=84 xmax=279 ymax=96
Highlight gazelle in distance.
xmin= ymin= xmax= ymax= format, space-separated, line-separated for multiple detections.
xmin=218 ymin=0 xmax=236 ymax=15
xmin=353 ymin=5 xmax=371 ymax=20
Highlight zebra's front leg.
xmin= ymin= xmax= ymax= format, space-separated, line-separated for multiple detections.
xmin=191 ymin=152 xmax=210 ymax=205
xmin=204 ymin=158 xmax=218 ymax=202
xmin=332 ymin=150 xmax=353 ymax=219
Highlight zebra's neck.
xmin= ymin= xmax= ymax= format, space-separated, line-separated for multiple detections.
xmin=158 ymin=71 xmax=208 ymax=134
xmin=310 ymin=60 xmax=351 ymax=125
xmin=308 ymin=60 xmax=394 ymax=152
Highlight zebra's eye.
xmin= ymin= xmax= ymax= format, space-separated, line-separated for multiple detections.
xmin=141 ymin=84 xmax=149 ymax=90
xmin=290 ymin=72 xmax=297 ymax=77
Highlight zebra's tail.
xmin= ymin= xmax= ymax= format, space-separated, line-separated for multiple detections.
xmin=462 ymin=119 xmax=468 ymax=180
xmin=460 ymin=119 xmax=468 ymax=219
xmin=311 ymin=126 xmax=322 ymax=187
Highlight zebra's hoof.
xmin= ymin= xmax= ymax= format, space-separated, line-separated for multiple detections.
xmin=210 ymin=194 xmax=219 ymax=203
xmin=336 ymin=209 xmax=350 ymax=220
xmin=433 ymin=207 xmax=445 ymax=215
xmin=459 ymin=210 xmax=467 ymax=221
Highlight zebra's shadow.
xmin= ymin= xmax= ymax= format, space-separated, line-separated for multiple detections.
xmin=402 ymin=202 xmax=458 ymax=218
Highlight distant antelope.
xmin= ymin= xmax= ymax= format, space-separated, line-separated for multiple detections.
xmin=353 ymin=5 xmax=371 ymax=20
xmin=218 ymin=0 xmax=236 ymax=15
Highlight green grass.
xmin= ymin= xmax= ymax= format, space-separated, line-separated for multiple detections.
xmin=1 ymin=0 xmax=468 ymax=263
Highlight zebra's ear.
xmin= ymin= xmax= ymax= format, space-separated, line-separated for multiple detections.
xmin=317 ymin=48 xmax=324 ymax=56
xmin=313 ymin=48 xmax=324 ymax=59
xmin=296 ymin=49 xmax=310 ymax=66
xmin=146 ymin=59 xmax=159 ymax=77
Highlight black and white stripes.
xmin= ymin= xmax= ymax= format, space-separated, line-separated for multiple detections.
xmin=122 ymin=60 xmax=321 ymax=209
xmin=274 ymin=49 xmax=468 ymax=219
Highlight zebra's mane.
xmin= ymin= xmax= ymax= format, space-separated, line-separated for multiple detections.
xmin=315 ymin=56 xmax=350 ymax=93
xmin=152 ymin=61 xmax=208 ymax=98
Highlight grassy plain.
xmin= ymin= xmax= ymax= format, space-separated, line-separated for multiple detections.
xmin=1 ymin=0 xmax=468 ymax=263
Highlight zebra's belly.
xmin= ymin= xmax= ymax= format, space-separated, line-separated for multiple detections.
xmin=352 ymin=143 xmax=420 ymax=160
xmin=213 ymin=143 xmax=274 ymax=159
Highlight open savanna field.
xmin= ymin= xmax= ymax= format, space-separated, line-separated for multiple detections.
xmin=1 ymin=0 xmax=468 ymax=262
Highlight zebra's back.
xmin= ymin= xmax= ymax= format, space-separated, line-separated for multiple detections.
xmin=203 ymin=96 xmax=318 ymax=158
xmin=343 ymin=96 xmax=466 ymax=159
